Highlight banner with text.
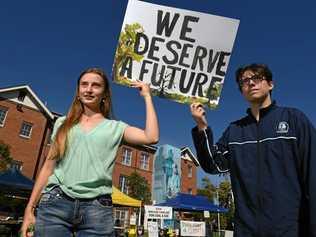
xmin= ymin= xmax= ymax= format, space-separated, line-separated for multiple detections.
xmin=113 ymin=0 xmax=239 ymax=108
xmin=180 ymin=221 xmax=205 ymax=237
xmin=145 ymin=205 xmax=173 ymax=219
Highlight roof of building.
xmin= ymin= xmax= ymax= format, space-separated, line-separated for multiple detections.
xmin=0 ymin=84 xmax=54 ymax=120
xmin=180 ymin=146 xmax=200 ymax=166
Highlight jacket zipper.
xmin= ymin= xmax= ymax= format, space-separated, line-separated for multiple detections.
xmin=256 ymin=121 xmax=263 ymax=237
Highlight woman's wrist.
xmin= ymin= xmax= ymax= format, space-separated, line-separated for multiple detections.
xmin=143 ymin=94 xmax=152 ymax=99
xmin=26 ymin=203 xmax=37 ymax=212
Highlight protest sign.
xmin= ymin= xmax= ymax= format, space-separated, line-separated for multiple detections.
xmin=180 ymin=220 xmax=206 ymax=236
xmin=113 ymin=0 xmax=239 ymax=108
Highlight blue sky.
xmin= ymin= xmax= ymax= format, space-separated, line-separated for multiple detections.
xmin=1 ymin=0 xmax=315 ymax=187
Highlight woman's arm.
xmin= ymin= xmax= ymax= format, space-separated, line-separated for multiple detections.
xmin=21 ymin=157 xmax=56 ymax=237
xmin=123 ymin=81 xmax=159 ymax=145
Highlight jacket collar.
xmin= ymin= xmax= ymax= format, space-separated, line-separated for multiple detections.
xmin=246 ymin=100 xmax=277 ymax=120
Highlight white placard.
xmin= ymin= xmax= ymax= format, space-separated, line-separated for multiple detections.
xmin=180 ymin=220 xmax=205 ymax=237
xmin=203 ymin=211 xmax=210 ymax=218
xmin=130 ymin=213 xmax=136 ymax=225
xmin=113 ymin=0 xmax=239 ymax=108
xmin=147 ymin=221 xmax=159 ymax=237
xmin=145 ymin=205 xmax=173 ymax=219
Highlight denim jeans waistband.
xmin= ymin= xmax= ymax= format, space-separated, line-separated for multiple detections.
xmin=53 ymin=186 xmax=112 ymax=204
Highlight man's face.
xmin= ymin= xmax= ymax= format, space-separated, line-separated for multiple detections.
xmin=239 ymin=70 xmax=273 ymax=103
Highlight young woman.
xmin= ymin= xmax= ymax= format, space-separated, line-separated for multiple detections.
xmin=21 ymin=68 xmax=159 ymax=237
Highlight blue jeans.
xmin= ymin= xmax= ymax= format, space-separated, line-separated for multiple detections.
xmin=35 ymin=186 xmax=114 ymax=237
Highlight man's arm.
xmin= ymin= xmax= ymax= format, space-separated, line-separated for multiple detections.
xmin=192 ymin=126 xmax=230 ymax=174
xmin=190 ymin=103 xmax=230 ymax=174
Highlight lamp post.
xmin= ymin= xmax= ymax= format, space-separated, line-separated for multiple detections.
xmin=138 ymin=205 xmax=142 ymax=226
xmin=216 ymin=190 xmax=221 ymax=232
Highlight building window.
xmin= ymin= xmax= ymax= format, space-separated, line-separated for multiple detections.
xmin=121 ymin=148 xmax=132 ymax=166
xmin=114 ymin=208 xmax=129 ymax=228
xmin=119 ymin=175 xmax=129 ymax=194
xmin=19 ymin=122 xmax=33 ymax=138
xmin=11 ymin=160 xmax=23 ymax=171
xmin=188 ymin=188 xmax=192 ymax=194
xmin=0 ymin=107 xmax=8 ymax=127
xmin=140 ymin=152 xmax=149 ymax=170
xmin=18 ymin=91 xmax=27 ymax=102
xmin=188 ymin=165 xmax=193 ymax=178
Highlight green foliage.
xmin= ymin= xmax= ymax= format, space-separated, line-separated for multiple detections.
xmin=0 ymin=140 xmax=12 ymax=172
xmin=204 ymin=83 xmax=223 ymax=103
xmin=211 ymin=83 xmax=223 ymax=100
xmin=218 ymin=180 xmax=231 ymax=206
xmin=114 ymin=23 xmax=145 ymax=81
xmin=198 ymin=177 xmax=235 ymax=230
xmin=127 ymin=172 xmax=151 ymax=204
xmin=218 ymin=180 xmax=234 ymax=230
xmin=151 ymin=90 xmax=217 ymax=109
xmin=197 ymin=176 xmax=216 ymax=201
xmin=115 ymin=76 xmax=134 ymax=86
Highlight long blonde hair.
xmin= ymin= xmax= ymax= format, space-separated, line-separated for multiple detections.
xmin=48 ymin=68 xmax=112 ymax=160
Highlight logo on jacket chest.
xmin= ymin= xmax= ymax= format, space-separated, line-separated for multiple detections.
xmin=276 ymin=121 xmax=289 ymax=133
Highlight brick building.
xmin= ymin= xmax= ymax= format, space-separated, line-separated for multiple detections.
xmin=113 ymin=143 xmax=157 ymax=194
xmin=113 ymin=143 xmax=198 ymax=196
xmin=113 ymin=143 xmax=199 ymax=226
xmin=0 ymin=85 xmax=56 ymax=179
xmin=179 ymin=147 xmax=199 ymax=195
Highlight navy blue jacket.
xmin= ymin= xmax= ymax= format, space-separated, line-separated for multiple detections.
xmin=192 ymin=102 xmax=316 ymax=237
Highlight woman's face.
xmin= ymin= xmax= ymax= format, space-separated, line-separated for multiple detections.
xmin=78 ymin=72 xmax=105 ymax=109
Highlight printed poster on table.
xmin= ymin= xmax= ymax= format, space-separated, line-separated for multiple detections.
xmin=180 ymin=221 xmax=206 ymax=237
xmin=113 ymin=0 xmax=239 ymax=108
xmin=147 ymin=221 xmax=159 ymax=237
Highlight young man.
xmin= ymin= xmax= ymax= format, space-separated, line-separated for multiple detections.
xmin=190 ymin=64 xmax=316 ymax=237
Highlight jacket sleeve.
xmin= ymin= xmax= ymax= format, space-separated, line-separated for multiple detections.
xmin=295 ymin=110 xmax=316 ymax=236
xmin=191 ymin=126 xmax=230 ymax=174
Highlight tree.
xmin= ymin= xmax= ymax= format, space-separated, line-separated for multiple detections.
xmin=204 ymin=82 xmax=223 ymax=104
xmin=197 ymin=176 xmax=216 ymax=201
xmin=0 ymin=141 xmax=26 ymax=220
xmin=127 ymin=171 xmax=151 ymax=204
xmin=0 ymin=140 xmax=12 ymax=172
xmin=217 ymin=180 xmax=234 ymax=230
xmin=197 ymin=176 xmax=235 ymax=231
xmin=114 ymin=23 xmax=145 ymax=81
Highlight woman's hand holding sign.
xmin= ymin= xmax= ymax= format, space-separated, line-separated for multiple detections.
xmin=130 ymin=80 xmax=152 ymax=99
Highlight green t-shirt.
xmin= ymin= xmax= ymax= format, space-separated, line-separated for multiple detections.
xmin=45 ymin=116 xmax=127 ymax=199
